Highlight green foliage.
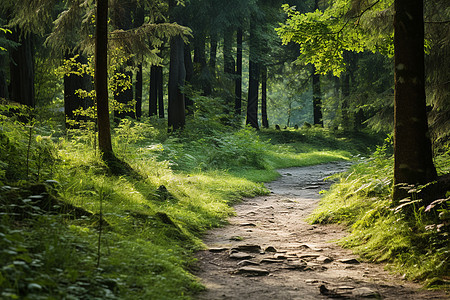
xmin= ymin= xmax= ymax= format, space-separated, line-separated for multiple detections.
xmin=0 ymin=101 xmax=385 ymax=298
xmin=276 ymin=1 xmax=394 ymax=76
xmin=310 ymin=137 xmax=449 ymax=284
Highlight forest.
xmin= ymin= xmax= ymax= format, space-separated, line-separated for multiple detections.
xmin=0 ymin=0 xmax=448 ymax=299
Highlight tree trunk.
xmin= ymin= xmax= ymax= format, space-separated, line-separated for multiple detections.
xmin=392 ymin=0 xmax=437 ymax=202
xmin=246 ymin=21 xmax=259 ymax=129
xmin=184 ymin=42 xmax=194 ymax=114
xmin=149 ymin=65 xmax=158 ymax=116
xmin=135 ymin=64 xmax=143 ymax=120
xmin=168 ymin=35 xmax=186 ymax=131
xmin=261 ymin=65 xmax=268 ymax=128
xmin=341 ymin=72 xmax=350 ymax=131
xmin=95 ymin=0 xmax=113 ymax=156
xmin=134 ymin=5 xmax=144 ymax=120
xmin=206 ymin=34 xmax=217 ymax=96
xmin=8 ymin=28 xmax=35 ymax=107
xmin=157 ymin=66 xmax=164 ymax=118
xmin=223 ymin=27 xmax=235 ymax=114
xmin=312 ymin=66 xmax=323 ymax=127
xmin=235 ymin=28 xmax=243 ymax=117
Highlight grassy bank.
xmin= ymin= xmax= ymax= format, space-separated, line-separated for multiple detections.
xmin=309 ymin=136 xmax=449 ymax=288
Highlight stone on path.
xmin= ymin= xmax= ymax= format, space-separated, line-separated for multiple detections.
xmin=352 ymin=287 xmax=381 ymax=298
xmin=208 ymin=247 xmax=228 ymax=252
xmin=264 ymin=246 xmax=277 ymax=252
xmin=235 ymin=266 xmax=269 ymax=276
xmin=338 ymin=258 xmax=360 ymax=264
xmin=316 ymin=256 xmax=333 ymax=263
xmin=230 ymin=252 xmax=254 ymax=260
xmin=232 ymin=244 xmax=261 ymax=253
xmin=237 ymin=260 xmax=260 ymax=266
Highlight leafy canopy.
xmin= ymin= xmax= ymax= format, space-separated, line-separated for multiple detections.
xmin=276 ymin=1 xmax=394 ymax=76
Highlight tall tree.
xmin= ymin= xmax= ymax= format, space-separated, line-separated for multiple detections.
xmin=312 ymin=65 xmax=323 ymax=126
xmin=392 ymin=0 xmax=437 ymax=201
xmin=234 ymin=27 xmax=243 ymax=116
xmin=261 ymin=65 xmax=268 ymax=128
xmin=246 ymin=18 xmax=259 ymax=129
xmin=95 ymin=0 xmax=113 ymax=157
xmin=167 ymin=0 xmax=186 ymax=131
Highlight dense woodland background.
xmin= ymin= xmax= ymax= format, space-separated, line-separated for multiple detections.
xmin=0 ymin=0 xmax=449 ymax=299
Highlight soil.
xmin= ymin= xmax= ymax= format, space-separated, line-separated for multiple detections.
xmin=194 ymin=162 xmax=448 ymax=300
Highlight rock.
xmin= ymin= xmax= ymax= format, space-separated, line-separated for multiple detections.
xmin=319 ymin=285 xmax=352 ymax=298
xmin=208 ymin=247 xmax=228 ymax=252
xmin=239 ymin=223 xmax=257 ymax=227
xmin=230 ymin=252 xmax=254 ymax=260
xmin=237 ymin=260 xmax=260 ymax=266
xmin=298 ymin=253 xmax=321 ymax=259
xmin=230 ymin=236 xmax=244 ymax=241
xmin=337 ymin=286 xmax=355 ymax=290
xmin=232 ymin=244 xmax=261 ymax=253
xmin=284 ymin=261 xmax=307 ymax=270
xmin=264 ymin=246 xmax=277 ymax=252
xmin=352 ymin=287 xmax=381 ymax=298
xmin=261 ymin=258 xmax=283 ymax=264
xmin=305 ymin=279 xmax=319 ymax=284
xmin=338 ymin=258 xmax=360 ymax=264
xmin=316 ymin=256 xmax=333 ymax=263
xmin=274 ymin=253 xmax=288 ymax=259
xmin=236 ymin=267 xmax=269 ymax=276
xmin=305 ymin=185 xmax=321 ymax=189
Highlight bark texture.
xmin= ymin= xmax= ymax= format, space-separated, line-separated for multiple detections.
xmin=95 ymin=0 xmax=113 ymax=156
xmin=392 ymin=0 xmax=437 ymax=201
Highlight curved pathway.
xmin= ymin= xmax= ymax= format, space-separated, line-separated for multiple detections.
xmin=194 ymin=162 xmax=447 ymax=299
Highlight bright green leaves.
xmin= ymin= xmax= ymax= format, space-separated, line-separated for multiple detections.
xmin=276 ymin=1 xmax=393 ymax=76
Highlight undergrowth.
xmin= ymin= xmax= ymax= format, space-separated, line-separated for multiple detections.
xmin=310 ymin=136 xmax=450 ymax=288
xmin=0 ymin=103 xmax=360 ymax=299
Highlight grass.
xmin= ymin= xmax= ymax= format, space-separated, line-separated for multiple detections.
xmin=1 ymin=108 xmax=374 ymax=299
xmin=309 ymin=137 xmax=450 ymax=288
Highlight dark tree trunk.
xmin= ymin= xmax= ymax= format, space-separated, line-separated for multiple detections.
xmin=168 ymin=35 xmax=186 ymax=131
xmin=206 ymin=34 xmax=217 ymax=96
xmin=341 ymin=72 xmax=350 ymax=131
xmin=157 ymin=66 xmax=164 ymax=118
xmin=392 ymin=0 xmax=437 ymax=202
xmin=64 ymin=53 xmax=92 ymax=129
xmin=312 ymin=66 xmax=323 ymax=127
xmin=8 ymin=28 xmax=35 ymax=107
xmin=246 ymin=21 xmax=259 ymax=129
xmin=184 ymin=42 xmax=194 ymax=114
xmin=134 ymin=5 xmax=145 ymax=120
xmin=261 ymin=65 xmax=268 ymax=128
xmin=135 ymin=64 xmax=143 ymax=120
xmin=223 ymin=27 xmax=235 ymax=114
xmin=149 ymin=65 xmax=159 ymax=116
xmin=95 ymin=0 xmax=113 ymax=156
xmin=235 ymin=28 xmax=243 ymax=117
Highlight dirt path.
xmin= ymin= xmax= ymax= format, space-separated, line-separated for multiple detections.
xmin=194 ymin=162 xmax=447 ymax=300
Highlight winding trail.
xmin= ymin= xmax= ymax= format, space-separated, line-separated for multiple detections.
xmin=194 ymin=162 xmax=447 ymax=299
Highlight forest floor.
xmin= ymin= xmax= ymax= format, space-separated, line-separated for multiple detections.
xmin=194 ymin=161 xmax=448 ymax=300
